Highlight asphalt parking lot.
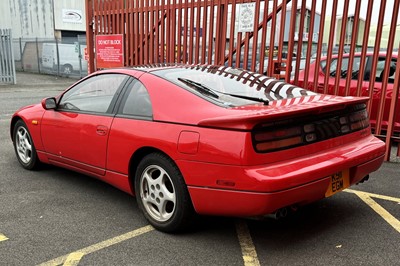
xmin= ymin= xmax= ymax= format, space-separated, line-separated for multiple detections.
xmin=0 ymin=72 xmax=399 ymax=265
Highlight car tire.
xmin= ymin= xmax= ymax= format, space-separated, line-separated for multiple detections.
xmin=13 ymin=120 xmax=39 ymax=170
xmin=135 ymin=153 xmax=194 ymax=233
xmin=62 ymin=64 xmax=73 ymax=75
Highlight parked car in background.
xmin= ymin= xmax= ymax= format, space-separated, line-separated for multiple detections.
xmin=42 ymin=43 xmax=88 ymax=75
xmin=11 ymin=64 xmax=385 ymax=232
xmin=294 ymin=52 xmax=400 ymax=133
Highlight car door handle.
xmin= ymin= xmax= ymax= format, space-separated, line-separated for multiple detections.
xmin=96 ymin=125 xmax=108 ymax=136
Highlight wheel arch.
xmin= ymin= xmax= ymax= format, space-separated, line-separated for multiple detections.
xmin=11 ymin=117 xmax=41 ymax=170
xmin=129 ymin=147 xmax=196 ymax=232
xmin=128 ymin=147 xmax=180 ymax=194
xmin=10 ymin=116 xmax=23 ymax=141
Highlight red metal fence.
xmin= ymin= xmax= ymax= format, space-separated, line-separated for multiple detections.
xmin=85 ymin=0 xmax=400 ymax=161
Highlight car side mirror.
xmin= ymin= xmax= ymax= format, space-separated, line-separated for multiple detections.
xmin=41 ymin=97 xmax=57 ymax=110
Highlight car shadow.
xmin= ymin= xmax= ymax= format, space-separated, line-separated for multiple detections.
xmin=187 ymin=193 xmax=360 ymax=238
xmin=21 ymin=163 xmax=363 ymax=239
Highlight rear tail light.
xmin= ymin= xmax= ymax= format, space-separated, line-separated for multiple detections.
xmin=342 ymin=108 xmax=369 ymax=132
xmin=253 ymin=103 xmax=370 ymax=153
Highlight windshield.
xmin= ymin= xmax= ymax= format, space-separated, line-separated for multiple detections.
xmin=153 ymin=65 xmax=317 ymax=107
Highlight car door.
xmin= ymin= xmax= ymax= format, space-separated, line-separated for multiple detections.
xmin=105 ymin=79 xmax=154 ymax=174
xmin=41 ymin=73 xmax=129 ymax=175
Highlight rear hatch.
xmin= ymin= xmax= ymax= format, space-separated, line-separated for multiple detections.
xmin=199 ymin=94 xmax=372 ymax=164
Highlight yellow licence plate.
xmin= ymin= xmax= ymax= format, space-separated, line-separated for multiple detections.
xmin=325 ymin=169 xmax=350 ymax=197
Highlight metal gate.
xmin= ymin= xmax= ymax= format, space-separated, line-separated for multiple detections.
xmin=85 ymin=0 xmax=400 ymax=161
xmin=0 ymin=29 xmax=16 ymax=84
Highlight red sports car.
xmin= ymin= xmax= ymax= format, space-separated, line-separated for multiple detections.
xmin=11 ymin=64 xmax=385 ymax=232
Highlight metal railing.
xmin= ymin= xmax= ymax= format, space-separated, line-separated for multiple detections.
xmin=0 ymin=29 xmax=16 ymax=84
xmin=84 ymin=0 xmax=400 ymax=161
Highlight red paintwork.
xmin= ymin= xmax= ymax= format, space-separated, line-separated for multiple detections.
xmin=295 ymin=52 xmax=400 ymax=132
xmin=11 ymin=66 xmax=386 ymax=217
xmin=41 ymin=111 xmax=113 ymax=175
xmin=189 ymin=153 xmax=384 ymax=216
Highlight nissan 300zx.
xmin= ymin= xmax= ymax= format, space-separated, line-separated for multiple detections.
xmin=11 ymin=65 xmax=385 ymax=232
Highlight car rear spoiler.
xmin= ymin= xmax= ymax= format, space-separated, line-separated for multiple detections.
xmin=198 ymin=95 xmax=369 ymax=130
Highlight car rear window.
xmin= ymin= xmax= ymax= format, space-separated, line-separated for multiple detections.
xmin=152 ymin=66 xmax=316 ymax=106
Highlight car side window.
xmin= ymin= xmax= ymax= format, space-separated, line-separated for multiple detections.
xmin=320 ymin=60 xmax=327 ymax=71
xmin=323 ymin=57 xmax=362 ymax=80
xmin=58 ymin=74 xmax=127 ymax=113
xmin=120 ymin=79 xmax=153 ymax=117
xmin=375 ymin=58 xmax=397 ymax=84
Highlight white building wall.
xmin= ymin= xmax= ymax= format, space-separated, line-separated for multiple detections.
xmin=2 ymin=0 xmax=54 ymax=39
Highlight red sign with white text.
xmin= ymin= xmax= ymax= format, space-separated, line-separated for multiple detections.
xmin=95 ymin=34 xmax=124 ymax=68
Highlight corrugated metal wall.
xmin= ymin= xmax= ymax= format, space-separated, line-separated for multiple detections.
xmin=0 ymin=0 xmax=55 ymax=39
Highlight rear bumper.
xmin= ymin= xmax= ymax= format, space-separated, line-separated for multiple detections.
xmin=188 ymin=154 xmax=384 ymax=216
xmin=181 ymin=136 xmax=385 ymax=216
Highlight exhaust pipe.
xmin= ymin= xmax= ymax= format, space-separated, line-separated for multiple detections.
xmin=276 ymin=207 xmax=288 ymax=219
xmin=357 ymin=175 xmax=369 ymax=184
xmin=266 ymin=207 xmax=289 ymax=220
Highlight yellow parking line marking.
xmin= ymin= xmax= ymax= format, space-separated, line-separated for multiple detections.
xmin=235 ymin=220 xmax=261 ymax=266
xmin=37 ymin=225 xmax=154 ymax=266
xmin=350 ymin=190 xmax=400 ymax=234
xmin=0 ymin=233 xmax=9 ymax=242
xmin=345 ymin=189 xmax=400 ymax=203
xmin=63 ymin=252 xmax=84 ymax=266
